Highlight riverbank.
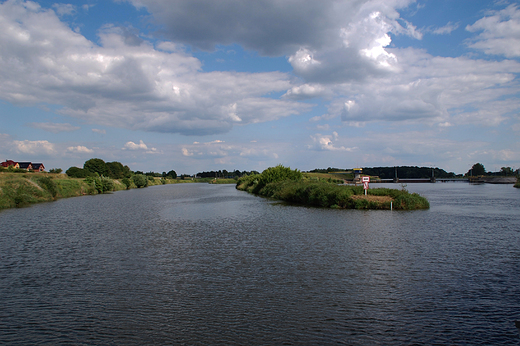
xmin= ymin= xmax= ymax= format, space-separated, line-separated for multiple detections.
xmin=236 ymin=166 xmax=429 ymax=210
xmin=0 ymin=172 xmax=159 ymax=209
xmin=0 ymin=172 xmax=240 ymax=210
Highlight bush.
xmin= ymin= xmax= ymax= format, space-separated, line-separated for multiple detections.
xmin=132 ymin=174 xmax=148 ymax=188
xmin=66 ymin=167 xmax=96 ymax=178
xmin=84 ymin=176 xmax=114 ymax=194
xmin=253 ymin=165 xmax=302 ymax=194
xmin=121 ymin=177 xmax=131 ymax=189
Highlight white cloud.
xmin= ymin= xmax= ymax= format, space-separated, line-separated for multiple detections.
xmin=52 ymin=3 xmax=76 ymax=16
xmin=28 ymin=122 xmax=80 ymax=133
xmin=67 ymin=145 xmax=94 ymax=153
xmin=0 ymin=1 xmax=308 ymax=136
xmin=123 ymin=140 xmax=157 ymax=153
xmin=92 ymin=128 xmax=106 ymax=134
xmin=431 ymin=22 xmax=460 ymax=35
xmin=14 ymin=139 xmax=56 ymax=155
xmin=466 ymin=4 xmax=520 ymax=57
xmin=308 ymin=133 xmax=357 ymax=152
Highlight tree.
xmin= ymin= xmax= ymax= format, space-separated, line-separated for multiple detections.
xmin=49 ymin=168 xmax=62 ymax=174
xmin=66 ymin=166 xmax=96 ymax=178
xmin=467 ymin=163 xmax=486 ymax=176
xmin=84 ymin=158 xmax=108 ymax=176
xmin=106 ymin=161 xmax=125 ymax=179
xmin=500 ymin=167 xmax=514 ymax=176
xmin=166 ymin=170 xmax=177 ymax=179
xmin=132 ymin=174 xmax=148 ymax=188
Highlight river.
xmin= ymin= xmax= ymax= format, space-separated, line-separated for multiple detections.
xmin=0 ymin=182 xmax=519 ymax=345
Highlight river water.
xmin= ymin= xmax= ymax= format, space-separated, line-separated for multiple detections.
xmin=0 ymin=182 xmax=519 ymax=345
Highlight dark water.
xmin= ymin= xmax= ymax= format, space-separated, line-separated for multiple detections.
xmin=1 ymin=182 xmax=519 ymax=345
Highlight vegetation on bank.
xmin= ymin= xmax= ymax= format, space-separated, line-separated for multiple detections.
xmin=515 ymin=177 xmax=520 ymax=188
xmin=236 ymin=165 xmax=429 ymax=210
xmin=0 ymin=171 xmax=172 ymax=210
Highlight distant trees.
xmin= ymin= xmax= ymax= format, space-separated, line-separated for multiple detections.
xmin=49 ymin=168 xmax=62 ymax=174
xmin=67 ymin=158 xmax=132 ymax=179
xmin=500 ymin=167 xmax=515 ymax=176
xmin=195 ymin=169 xmax=259 ymax=178
xmin=361 ymin=166 xmax=455 ymax=179
xmin=467 ymin=163 xmax=486 ymax=177
xmin=161 ymin=170 xmax=177 ymax=179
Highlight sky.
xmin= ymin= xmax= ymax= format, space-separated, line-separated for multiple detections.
xmin=0 ymin=0 xmax=519 ymax=175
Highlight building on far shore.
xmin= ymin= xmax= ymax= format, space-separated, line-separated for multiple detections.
xmin=1 ymin=160 xmax=45 ymax=172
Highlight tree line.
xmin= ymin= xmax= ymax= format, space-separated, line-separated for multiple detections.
xmin=195 ymin=169 xmax=260 ymax=179
xmin=66 ymin=158 xmax=177 ymax=180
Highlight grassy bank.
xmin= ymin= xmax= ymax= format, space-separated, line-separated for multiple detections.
xmin=236 ymin=166 xmax=429 ymax=210
xmin=0 ymin=172 xmax=168 ymax=210
xmin=515 ymin=177 xmax=520 ymax=188
xmin=0 ymin=172 xmax=238 ymax=210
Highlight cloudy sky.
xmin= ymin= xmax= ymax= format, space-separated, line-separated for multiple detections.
xmin=0 ymin=0 xmax=519 ymax=174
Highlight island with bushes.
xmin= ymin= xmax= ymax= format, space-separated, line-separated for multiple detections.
xmin=236 ymin=165 xmax=430 ymax=210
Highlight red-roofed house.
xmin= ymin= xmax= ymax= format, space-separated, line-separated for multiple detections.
xmin=1 ymin=160 xmax=19 ymax=169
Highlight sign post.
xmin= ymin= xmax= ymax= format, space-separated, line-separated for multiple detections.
xmin=362 ymin=176 xmax=370 ymax=195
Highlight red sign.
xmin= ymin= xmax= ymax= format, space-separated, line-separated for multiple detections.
xmin=363 ymin=181 xmax=369 ymax=190
xmin=362 ymin=176 xmax=370 ymax=183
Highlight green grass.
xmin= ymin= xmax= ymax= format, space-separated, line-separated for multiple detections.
xmin=237 ymin=169 xmax=429 ymax=210
xmin=0 ymin=172 xmax=150 ymax=210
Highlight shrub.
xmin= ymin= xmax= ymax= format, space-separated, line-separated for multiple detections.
xmin=121 ymin=177 xmax=131 ymax=189
xmin=66 ymin=167 xmax=96 ymax=178
xmin=132 ymin=174 xmax=148 ymax=188
xmin=253 ymin=165 xmax=302 ymax=194
xmin=84 ymin=176 xmax=114 ymax=194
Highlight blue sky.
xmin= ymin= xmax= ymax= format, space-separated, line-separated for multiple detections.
xmin=0 ymin=0 xmax=519 ymax=175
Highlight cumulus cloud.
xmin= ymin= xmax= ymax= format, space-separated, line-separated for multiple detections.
xmin=28 ymin=122 xmax=80 ymax=133
xmin=67 ymin=145 xmax=94 ymax=153
xmin=0 ymin=1 xmax=308 ymax=136
xmin=308 ymin=132 xmax=357 ymax=152
xmin=14 ymin=139 xmax=56 ymax=155
xmin=316 ymin=49 xmax=520 ymax=126
xmin=122 ymin=140 xmax=158 ymax=154
xmin=466 ymin=4 xmax=520 ymax=58
xmin=92 ymin=128 xmax=106 ymax=134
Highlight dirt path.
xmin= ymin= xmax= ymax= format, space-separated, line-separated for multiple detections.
xmin=351 ymin=195 xmax=393 ymax=203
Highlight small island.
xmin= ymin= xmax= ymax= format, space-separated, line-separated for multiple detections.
xmin=236 ymin=165 xmax=430 ymax=210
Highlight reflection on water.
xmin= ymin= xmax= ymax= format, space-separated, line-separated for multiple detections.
xmin=1 ymin=183 xmax=519 ymax=345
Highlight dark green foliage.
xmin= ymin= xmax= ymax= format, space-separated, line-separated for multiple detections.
xmin=106 ymin=161 xmax=125 ymax=179
xmin=37 ymin=177 xmax=58 ymax=198
xmin=66 ymin=166 xmax=96 ymax=178
xmin=237 ymin=166 xmax=429 ymax=210
xmin=121 ymin=177 xmax=131 ymax=189
xmin=500 ymin=167 xmax=515 ymax=176
xmin=467 ymin=163 xmax=486 ymax=176
xmin=49 ymin=168 xmax=62 ymax=174
xmin=84 ymin=158 xmax=108 ymax=176
xmin=253 ymin=165 xmax=302 ymax=194
xmin=132 ymin=174 xmax=148 ymax=188
xmin=84 ymin=176 xmax=114 ymax=194
xmin=362 ymin=166 xmax=455 ymax=179
xmin=165 ymin=170 xmax=177 ymax=179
